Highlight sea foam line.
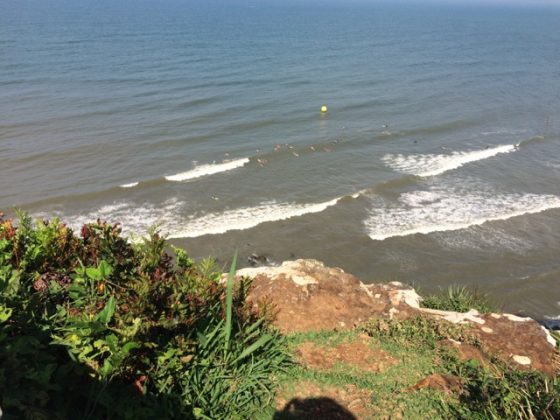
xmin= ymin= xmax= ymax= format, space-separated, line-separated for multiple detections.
xmin=120 ymin=182 xmax=139 ymax=188
xmin=365 ymin=189 xmax=560 ymax=241
xmin=165 ymin=158 xmax=249 ymax=182
xmin=382 ymin=144 xmax=517 ymax=177
xmin=33 ymin=192 xmax=351 ymax=240
xmin=167 ymin=197 xmax=342 ymax=239
xmin=34 ymin=201 xmax=177 ymax=238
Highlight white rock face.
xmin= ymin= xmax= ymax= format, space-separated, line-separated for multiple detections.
xmin=234 ymin=260 xmax=321 ymax=285
xmin=393 ymin=288 xmax=422 ymax=308
xmin=512 ymin=355 xmax=531 ymax=365
xmin=503 ymin=314 xmax=532 ymax=322
xmin=419 ymin=308 xmax=486 ymax=325
xmin=541 ymin=326 xmax=557 ymax=348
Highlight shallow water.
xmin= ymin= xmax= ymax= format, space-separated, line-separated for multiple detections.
xmin=2 ymin=0 xmax=560 ymax=321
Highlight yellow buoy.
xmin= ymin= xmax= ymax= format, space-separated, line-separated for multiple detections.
xmin=321 ymin=105 xmax=328 ymax=113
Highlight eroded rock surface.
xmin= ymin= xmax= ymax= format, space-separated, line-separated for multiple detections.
xmin=235 ymin=259 xmax=559 ymax=375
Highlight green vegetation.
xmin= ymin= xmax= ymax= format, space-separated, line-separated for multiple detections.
xmin=0 ymin=213 xmax=289 ymax=419
xmin=421 ymin=285 xmax=496 ymax=314
xmin=552 ymin=330 xmax=560 ymax=350
xmin=362 ymin=315 xmax=480 ymax=347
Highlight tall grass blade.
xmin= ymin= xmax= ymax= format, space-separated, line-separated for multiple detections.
xmin=233 ymin=333 xmax=273 ymax=364
xmin=224 ymin=251 xmax=237 ymax=356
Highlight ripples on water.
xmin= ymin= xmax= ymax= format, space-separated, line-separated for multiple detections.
xmin=2 ymin=0 xmax=560 ymax=319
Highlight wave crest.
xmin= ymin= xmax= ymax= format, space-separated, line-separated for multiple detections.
xmin=365 ymin=188 xmax=560 ymax=241
xmin=168 ymin=198 xmax=342 ymax=238
xmin=165 ymin=158 xmax=249 ymax=182
xmin=382 ymin=144 xmax=516 ymax=177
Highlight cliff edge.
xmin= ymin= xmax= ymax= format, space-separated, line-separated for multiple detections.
xmin=236 ymin=259 xmax=558 ymax=376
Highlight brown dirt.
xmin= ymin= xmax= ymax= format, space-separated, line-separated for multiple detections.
xmin=295 ymin=335 xmax=396 ymax=374
xmin=245 ymin=261 xmax=408 ymax=334
xmin=472 ymin=314 xmax=558 ymax=376
xmin=248 ymin=274 xmax=389 ymax=334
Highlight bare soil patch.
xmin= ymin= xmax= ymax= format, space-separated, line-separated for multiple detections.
xmin=295 ymin=335 xmax=396 ymax=373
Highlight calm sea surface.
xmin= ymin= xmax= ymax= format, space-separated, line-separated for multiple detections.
xmin=2 ymin=0 xmax=560 ymax=322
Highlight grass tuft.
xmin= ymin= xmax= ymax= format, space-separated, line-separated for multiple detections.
xmin=361 ymin=315 xmax=480 ymax=348
xmin=421 ymin=285 xmax=496 ymax=314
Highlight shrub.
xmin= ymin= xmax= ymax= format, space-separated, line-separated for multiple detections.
xmin=0 ymin=212 xmax=289 ymax=419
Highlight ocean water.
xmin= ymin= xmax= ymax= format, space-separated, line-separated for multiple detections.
xmin=2 ymin=0 xmax=560 ymax=322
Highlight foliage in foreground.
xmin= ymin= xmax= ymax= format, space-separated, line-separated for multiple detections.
xmin=0 ymin=212 xmax=289 ymax=419
xmin=421 ymin=285 xmax=496 ymax=314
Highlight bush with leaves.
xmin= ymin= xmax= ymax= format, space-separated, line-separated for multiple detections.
xmin=0 ymin=212 xmax=289 ymax=419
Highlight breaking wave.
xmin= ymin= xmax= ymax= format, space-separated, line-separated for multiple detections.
xmin=165 ymin=158 xmax=250 ymax=182
xmin=33 ymin=200 xmax=182 ymax=238
xmin=167 ymin=197 xmax=343 ymax=238
xmin=382 ymin=144 xmax=517 ymax=177
xmin=35 ymin=195 xmax=347 ymax=239
xmin=120 ymin=182 xmax=139 ymax=188
xmin=365 ymin=187 xmax=560 ymax=241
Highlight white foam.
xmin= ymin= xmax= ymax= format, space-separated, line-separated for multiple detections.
xmin=34 ymin=199 xmax=182 ymax=239
xmin=433 ymin=225 xmax=533 ymax=253
xmin=480 ymin=129 xmax=526 ymax=136
xmin=382 ymin=144 xmax=516 ymax=177
xmin=167 ymin=197 xmax=342 ymax=239
xmin=544 ymin=161 xmax=560 ymax=170
xmin=165 ymin=158 xmax=249 ymax=182
xmin=120 ymin=182 xmax=139 ymax=188
xmin=365 ymin=187 xmax=560 ymax=241
xmin=34 ymin=194 xmax=345 ymax=240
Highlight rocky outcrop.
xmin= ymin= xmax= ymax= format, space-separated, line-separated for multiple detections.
xmin=235 ymin=259 xmax=559 ymax=376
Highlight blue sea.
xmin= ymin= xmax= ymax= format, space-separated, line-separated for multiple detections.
xmin=2 ymin=0 xmax=560 ymax=322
